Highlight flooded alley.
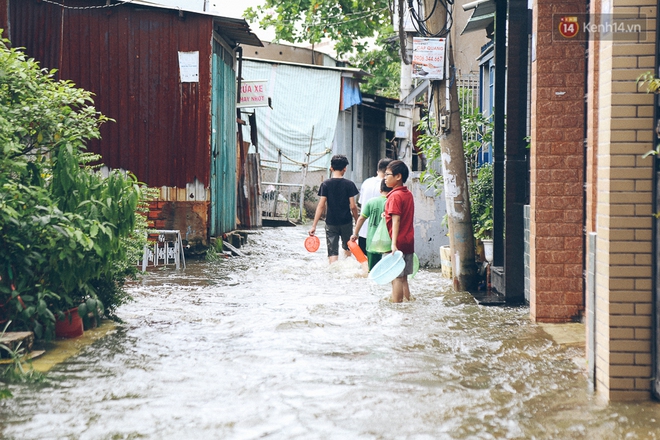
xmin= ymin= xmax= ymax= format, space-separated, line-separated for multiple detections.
xmin=2 ymin=225 xmax=660 ymax=439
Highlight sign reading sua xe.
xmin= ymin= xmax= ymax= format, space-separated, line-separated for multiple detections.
xmin=238 ymin=80 xmax=270 ymax=108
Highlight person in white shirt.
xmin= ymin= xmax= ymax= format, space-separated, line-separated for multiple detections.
xmin=357 ymin=158 xmax=392 ymax=253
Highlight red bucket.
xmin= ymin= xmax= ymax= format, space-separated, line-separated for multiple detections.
xmin=304 ymin=235 xmax=320 ymax=253
xmin=55 ymin=308 xmax=84 ymax=338
xmin=347 ymin=240 xmax=367 ymax=263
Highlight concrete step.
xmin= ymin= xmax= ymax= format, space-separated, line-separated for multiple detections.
xmin=0 ymin=331 xmax=35 ymax=359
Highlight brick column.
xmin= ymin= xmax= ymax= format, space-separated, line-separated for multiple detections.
xmin=530 ymin=0 xmax=586 ymax=322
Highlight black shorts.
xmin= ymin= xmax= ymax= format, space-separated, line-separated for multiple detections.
xmin=325 ymin=223 xmax=353 ymax=256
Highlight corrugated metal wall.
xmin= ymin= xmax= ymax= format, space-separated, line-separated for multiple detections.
xmin=0 ymin=2 xmax=7 ymax=36
xmin=210 ymin=38 xmax=236 ymax=235
xmin=2 ymin=0 xmax=61 ymax=69
xmin=6 ymin=0 xmax=213 ymax=189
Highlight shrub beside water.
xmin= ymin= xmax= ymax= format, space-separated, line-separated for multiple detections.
xmin=0 ymin=35 xmax=144 ymax=339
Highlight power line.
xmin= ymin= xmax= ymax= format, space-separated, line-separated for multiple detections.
xmin=300 ymin=7 xmax=390 ymax=29
xmin=38 ymin=0 xmax=136 ymax=10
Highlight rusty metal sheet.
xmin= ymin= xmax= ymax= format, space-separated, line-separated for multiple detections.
xmin=0 ymin=1 xmax=8 ymax=38
xmin=7 ymin=0 xmax=214 ymax=189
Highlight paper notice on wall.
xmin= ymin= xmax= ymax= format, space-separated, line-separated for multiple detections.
xmin=178 ymin=51 xmax=199 ymax=83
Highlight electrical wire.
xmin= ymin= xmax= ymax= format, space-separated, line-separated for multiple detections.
xmin=39 ymin=0 xmax=136 ymax=10
xmin=407 ymin=0 xmax=454 ymax=38
xmin=302 ymin=7 xmax=390 ymax=30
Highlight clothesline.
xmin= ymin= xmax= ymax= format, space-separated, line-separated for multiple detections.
xmin=276 ymin=148 xmax=332 ymax=167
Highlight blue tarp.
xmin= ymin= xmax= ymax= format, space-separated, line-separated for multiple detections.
xmin=241 ymin=59 xmax=342 ymax=172
xmin=341 ymin=77 xmax=362 ymax=111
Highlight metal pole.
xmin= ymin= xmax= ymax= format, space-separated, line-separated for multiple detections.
xmin=300 ymin=126 xmax=314 ymax=223
xmin=503 ymin=0 xmax=529 ymax=304
xmin=272 ymin=150 xmax=282 ymax=217
xmin=493 ymin=0 xmax=506 ymax=268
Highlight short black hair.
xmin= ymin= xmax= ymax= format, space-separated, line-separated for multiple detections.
xmin=380 ymin=178 xmax=392 ymax=193
xmin=377 ymin=158 xmax=393 ymax=173
xmin=387 ymin=160 xmax=409 ymax=183
xmin=330 ymin=154 xmax=349 ymax=171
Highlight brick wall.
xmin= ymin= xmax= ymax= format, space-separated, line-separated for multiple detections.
xmin=592 ymin=0 xmax=656 ymax=401
xmin=530 ymin=0 xmax=586 ymax=322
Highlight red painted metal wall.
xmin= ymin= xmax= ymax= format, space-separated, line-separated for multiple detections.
xmin=4 ymin=0 xmax=212 ymax=188
xmin=0 ymin=2 xmax=8 ymax=41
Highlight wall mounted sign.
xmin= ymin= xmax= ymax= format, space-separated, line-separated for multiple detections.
xmin=237 ymin=80 xmax=270 ymax=108
xmin=412 ymin=37 xmax=446 ymax=80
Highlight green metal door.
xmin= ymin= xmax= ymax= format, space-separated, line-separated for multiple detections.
xmin=210 ymin=41 xmax=237 ymax=236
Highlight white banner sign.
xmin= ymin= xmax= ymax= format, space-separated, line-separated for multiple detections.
xmin=412 ymin=37 xmax=446 ymax=80
xmin=237 ymin=80 xmax=269 ymax=108
xmin=178 ymin=51 xmax=199 ymax=83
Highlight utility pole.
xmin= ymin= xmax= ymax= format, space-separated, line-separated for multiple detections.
xmin=399 ymin=35 xmax=413 ymax=168
xmin=422 ymin=0 xmax=477 ymax=291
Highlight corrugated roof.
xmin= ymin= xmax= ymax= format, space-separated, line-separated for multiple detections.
xmin=120 ymin=0 xmax=263 ymax=46
xmin=243 ymin=57 xmax=370 ymax=79
xmin=461 ymin=0 xmax=495 ymax=35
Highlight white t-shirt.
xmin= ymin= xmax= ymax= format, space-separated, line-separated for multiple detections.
xmin=358 ymin=175 xmax=383 ymax=237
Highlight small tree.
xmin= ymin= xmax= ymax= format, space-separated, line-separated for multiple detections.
xmin=244 ymin=0 xmax=390 ymax=58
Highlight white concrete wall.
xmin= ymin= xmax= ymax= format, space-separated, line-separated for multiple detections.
xmin=409 ymin=173 xmax=449 ymax=267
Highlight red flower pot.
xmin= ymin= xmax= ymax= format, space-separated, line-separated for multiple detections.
xmin=55 ymin=307 xmax=84 ymax=338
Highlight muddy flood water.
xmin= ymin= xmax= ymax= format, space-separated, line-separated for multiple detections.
xmin=2 ymin=225 xmax=660 ymax=439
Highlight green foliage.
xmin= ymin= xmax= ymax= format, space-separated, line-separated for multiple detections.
xmin=244 ymin=2 xmax=399 ymax=103
xmin=349 ymin=32 xmax=401 ymax=98
xmin=417 ymin=102 xmax=494 ymax=240
xmin=417 ymin=106 xmax=494 ymax=193
xmin=462 ymin=108 xmax=493 ymax=179
xmin=0 ymin=35 xmax=143 ymax=339
xmin=470 ymin=164 xmax=494 ymax=240
xmin=416 ymin=116 xmax=445 ymax=192
xmin=288 ymin=206 xmax=307 ymax=221
xmin=305 ymin=185 xmax=318 ymax=204
xmin=205 ymin=238 xmax=227 ymax=262
xmin=637 ymin=71 xmax=660 ymax=94
xmin=244 ymin=0 xmax=391 ymax=58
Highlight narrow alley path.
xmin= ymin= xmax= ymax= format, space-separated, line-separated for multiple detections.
xmin=1 ymin=225 xmax=659 ymax=439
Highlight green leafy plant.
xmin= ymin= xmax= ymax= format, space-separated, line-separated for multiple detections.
xmin=416 ymin=116 xmax=445 ymax=192
xmin=470 ymin=163 xmax=494 ymax=240
xmin=0 ymin=34 xmax=143 ymax=338
xmin=462 ymin=108 xmax=493 ymax=180
xmin=417 ymin=108 xmax=494 ymax=193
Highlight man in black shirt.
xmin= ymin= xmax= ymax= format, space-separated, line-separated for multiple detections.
xmin=309 ymin=155 xmax=359 ymax=264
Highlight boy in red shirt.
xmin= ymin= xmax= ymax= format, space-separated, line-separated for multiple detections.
xmin=384 ymin=160 xmax=415 ymax=302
